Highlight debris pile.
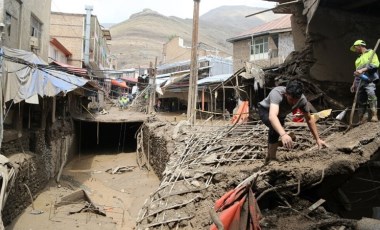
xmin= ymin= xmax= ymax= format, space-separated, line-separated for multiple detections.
xmin=135 ymin=116 xmax=380 ymax=229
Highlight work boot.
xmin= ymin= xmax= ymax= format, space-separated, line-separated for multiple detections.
xmin=360 ymin=114 xmax=369 ymax=124
xmin=371 ymin=109 xmax=378 ymax=122
xmin=358 ymin=109 xmax=368 ymax=124
xmin=369 ymin=100 xmax=378 ymax=122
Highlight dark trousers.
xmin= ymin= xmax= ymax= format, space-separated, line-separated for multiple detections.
xmin=258 ymin=105 xmax=285 ymax=144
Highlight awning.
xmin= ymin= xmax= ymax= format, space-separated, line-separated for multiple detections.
xmin=162 ymin=73 xmax=190 ymax=89
xmin=50 ymin=60 xmax=88 ymax=77
xmin=111 ymin=79 xmax=128 ymax=88
xmin=121 ymin=77 xmax=138 ymax=83
xmin=2 ymin=47 xmax=88 ymax=103
xmin=198 ymin=74 xmax=232 ymax=85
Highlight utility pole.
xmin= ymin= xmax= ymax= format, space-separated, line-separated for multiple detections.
xmin=187 ymin=0 xmax=200 ymax=125
xmin=148 ymin=57 xmax=158 ymax=114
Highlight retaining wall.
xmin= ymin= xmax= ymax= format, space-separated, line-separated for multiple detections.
xmin=1 ymin=120 xmax=76 ymax=225
xmin=141 ymin=121 xmax=175 ymax=179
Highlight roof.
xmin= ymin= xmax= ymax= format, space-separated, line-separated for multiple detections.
xmin=121 ymin=77 xmax=138 ymax=83
xmin=50 ymin=61 xmax=88 ymax=77
xmin=264 ymin=0 xmax=380 ymax=16
xmin=50 ymin=38 xmax=72 ymax=57
xmin=197 ymin=74 xmax=232 ymax=86
xmin=227 ymin=14 xmax=292 ymax=42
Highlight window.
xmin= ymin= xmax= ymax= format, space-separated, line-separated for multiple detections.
xmin=250 ymin=37 xmax=269 ymax=60
xmin=53 ymin=49 xmax=58 ymax=61
xmin=5 ymin=12 xmax=11 ymax=37
xmin=30 ymin=15 xmax=42 ymax=38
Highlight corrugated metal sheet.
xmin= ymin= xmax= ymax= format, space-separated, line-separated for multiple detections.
xmin=228 ymin=15 xmax=292 ymax=42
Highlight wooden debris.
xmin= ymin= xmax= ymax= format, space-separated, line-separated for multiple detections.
xmin=105 ymin=166 xmax=136 ymax=174
xmin=304 ymin=198 xmax=325 ymax=215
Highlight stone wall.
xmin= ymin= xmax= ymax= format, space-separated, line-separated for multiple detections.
xmin=141 ymin=121 xmax=174 ymax=179
xmin=2 ymin=152 xmax=47 ymax=225
xmin=1 ymin=120 xmax=77 ymax=226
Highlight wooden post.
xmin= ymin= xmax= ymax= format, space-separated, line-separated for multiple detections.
xmin=153 ymin=57 xmax=157 ymax=111
xmin=148 ymin=61 xmax=153 ymax=114
xmin=148 ymin=59 xmax=157 ymax=114
xmin=222 ymin=82 xmax=226 ymax=114
xmin=187 ymin=0 xmax=200 ymax=125
xmin=202 ymin=88 xmax=205 ymax=111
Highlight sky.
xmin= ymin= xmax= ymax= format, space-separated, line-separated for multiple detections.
xmin=51 ymin=0 xmax=276 ymax=24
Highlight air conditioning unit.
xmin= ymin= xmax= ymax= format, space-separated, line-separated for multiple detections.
xmin=30 ymin=37 xmax=39 ymax=48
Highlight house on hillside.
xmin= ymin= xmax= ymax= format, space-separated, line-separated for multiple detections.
xmin=162 ymin=36 xmax=231 ymax=65
xmin=227 ymin=14 xmax=293 ymax=72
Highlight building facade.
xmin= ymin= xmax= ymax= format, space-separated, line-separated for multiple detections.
xmin=50 ymin=11 xmax=111 ymax=77
xmin=49 ymin=37 xmax=71 ymax=63
xmin=162 ymin=36 xmax=231 ymax=65
xmin=0 ymin=0 xmax=52 ymax=61
xmin=227 ymin=15 xmax=293 ymax=72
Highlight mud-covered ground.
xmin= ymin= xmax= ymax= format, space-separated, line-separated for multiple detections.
xmin=136 ymin=117 xmax=380 ymax=230
xmin=6 ymin=110 xmax=380 ymax=230
xmin=6 ymin=152 xmax=160 ymax=230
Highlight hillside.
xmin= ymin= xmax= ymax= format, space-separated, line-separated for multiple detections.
xmin=109 ymin=6 xmax=281 ymax=69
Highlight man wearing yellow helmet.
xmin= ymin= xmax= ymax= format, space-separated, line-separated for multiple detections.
xmin=350 ymin=39 xmax=379 ymax=123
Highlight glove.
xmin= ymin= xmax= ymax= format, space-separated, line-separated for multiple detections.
xmin=360 ymin=74 xmax=369 ymax=82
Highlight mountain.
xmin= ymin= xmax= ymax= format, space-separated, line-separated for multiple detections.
xmin=109 ymin=6 xmax=281 ymax=69
xmin=200 ymin=5 xmax=279 ymax=35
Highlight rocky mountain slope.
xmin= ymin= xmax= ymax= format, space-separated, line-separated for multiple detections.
xmin=109 ymin=6 xmax=281 ymax=68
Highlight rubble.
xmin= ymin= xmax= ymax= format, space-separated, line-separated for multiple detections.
xmin=135 ymin=115 xmax=380 ymax=229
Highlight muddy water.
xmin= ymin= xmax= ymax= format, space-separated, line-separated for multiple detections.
xmin=6 ymin=152 xmax=160 ymax=230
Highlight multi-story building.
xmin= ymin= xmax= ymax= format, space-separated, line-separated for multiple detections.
xmin=50 ymin=9 xmax=111 ymax=77
xmin=227 ymin=14 xmax=293 ymax=72
xmin=49 ymin=37 xmax=71 ymax=63
xmin=0 ymin=0 xmax=51 ymax=61
xmin=162 ymin=36 xmax=231 ymax=65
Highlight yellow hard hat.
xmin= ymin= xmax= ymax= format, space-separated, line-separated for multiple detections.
xmin=350 ymin=39 xmax=366 ymax=52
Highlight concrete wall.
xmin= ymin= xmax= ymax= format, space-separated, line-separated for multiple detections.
xmin=278 ymin=32 xmax=294 ymax=61
xmin=163 ymin=36 xmax=230 ymax=65
xmin=298 ymin=7 xmax=380 ymax=83
xmin=89 ymin=15 xmax=110 ymax=74
xmin=163 ymin=37 xmax=191 ymax=64
xmin=231 ymin=32 xmax=294 ymax=72
xmin=231 ymin=39 xmax=250 ymax=72
xmin=1 ymin=0 xmax=51 ymax=61
xmin=50 ymin=13 xmax=85 ymax=68
xmin=49 ymin=43 xmax=68 ymax=63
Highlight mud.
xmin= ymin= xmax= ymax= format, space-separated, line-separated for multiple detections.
xmin=6 ymin=152 xmax=160 ymax=230
xmin=136 ymin=117 xmax=380 ymax=229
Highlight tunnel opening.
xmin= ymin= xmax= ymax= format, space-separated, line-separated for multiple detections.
xmin=257 ymin=150 xmax=380 ymax=220
xmin=300 ymin=150 xmax=380 ymax=220
xmin=74 ymin=120 xmax=143 ymax=154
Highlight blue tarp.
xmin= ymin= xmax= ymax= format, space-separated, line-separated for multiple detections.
xmin=2 ymin=47 xmax=88 ymax=103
